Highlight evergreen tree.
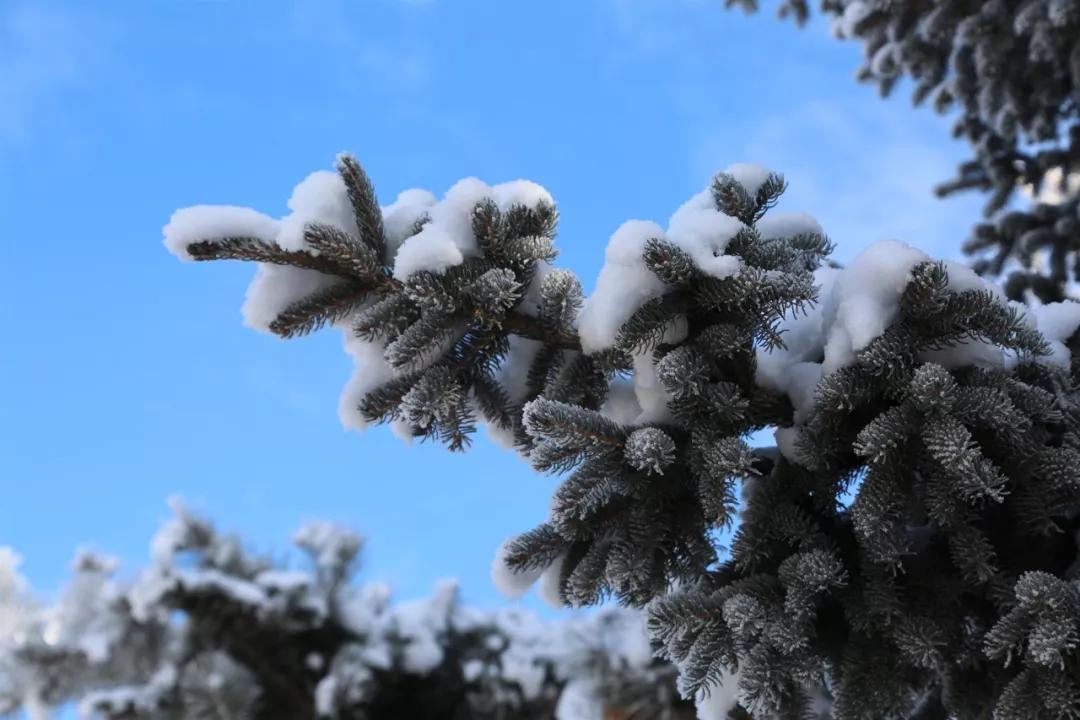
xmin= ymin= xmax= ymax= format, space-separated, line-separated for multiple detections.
xmin=730 ymin=0 xmax=1080 ymax=302
xmin=0 ymin=501 xmax=691 ymax=720
xmin=161 ymin=155 xmax=1080 ymax=718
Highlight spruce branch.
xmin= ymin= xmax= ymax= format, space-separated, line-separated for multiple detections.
xmin=184 ymin=236 xmax=364 ymax=280
xmin=335 ymin=153 xmax=386 ymax=260
xmin=268 ymin=282 xmax=370 ymax=338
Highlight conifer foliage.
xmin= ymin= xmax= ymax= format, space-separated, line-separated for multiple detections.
xmin=732 ymin=0 xmax=1080 ymax=302
xmin=0 ymin=502 xmax=691 ymax=720
xmin=162 ymin=154 xmax=1080 ymax=718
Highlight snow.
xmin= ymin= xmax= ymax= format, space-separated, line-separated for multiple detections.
xmin=555 ymin=678 xmax=603 ymax=720
xmin=0 ymin=548 xmax=26 ymax=600
xmin=599 ymin=378 xmax=642 ymax=425
xmin=46 ymin=552 xmax=124 ymax=663
xmin=391 ymin=579 xmax=457 ymax=673
xmin=820 ymin=240 xmax=928 ymax=375
xmin=389 ymin=418 xmax=417 ymax=444
xmin=1030 ymin=301 xmax=1080 ymax=367
xmin=580 ymin=178 xmax=775 ymax=354
xmin=391 ymin=177 xmax=555 ymax=280
xmin=128 ymin=567 xmax=173 ymax=622
xmin=314 ymin=674 xmax=338 ymax=716
xmin=163 ymin=206 xmax=280 ymax=261
xmin=493 ymin=179 xmax=554 ymax=211
xmin=838 ymin=1 xmax=870 ymax=37
xmin=338 ymin=335 xmax=395 ymax=431
xmin=383 ymin=188 xmax=438 ymax=259
xmin=813 ymin=241 xmax=1008 ymax=375
xmin=724 ymin=163 xmax=772 ymax=195
xmin=519 ymin=260 xmax=558 ymax=318
xmin=693 ymin=668 xmax=741 ymax=720
xmin=179 ymin=568 xmax=267 ymax=608
xmin=496 ymin=336 xmax=543 ymax=404
xmin=338 ymin=583 xmax=391 ymax=638
xmin=276 ymin=171 xmax=359 ymax=253
xmin=577 ymin=220 xmax=669 ymax=353
xmin=631 ymin=351 xmax=675 ymax=424
xmin=537 ymin=554 xmax=567 ymax=608
xmin=754 ymin=241 xmax=1028 ymax=464
xmin=756 ymin=267 xmax=839 ymax=423
xmin=628 ymin=320 xmax=685 ymax=427
xmin=242 ymin=263 xmax=339 ymax=333
xmin=79 ymin=665 xmax=177 ymax=719
xmin=392 ymin=224 xmax=467 ymax=280
xmin=1022 ymin=167 xmax=1080 ymax=205
xmin=870 ymin=43 xmax=898 ymax=76
xmin=0 ymin=547 xmax=36 ymax=642
xmin=491 ymin=539 xmax=547 ymax=599
xmin=756 ymin=211 xmax=822 ymax=240
xmin=485 ymin=422 xmax=519 ymax=451
xmin=256 ymin=570 xmax=312 ymax=593
xmin=293 ymin=520 xmax=363 ymax=574
xmin=150 ymin=496 xmax=198 ymax=565
xmin=666 ymin=190 xmax=744 ymax=279
xmin=7 ymin=506 xmax=672 ymax=720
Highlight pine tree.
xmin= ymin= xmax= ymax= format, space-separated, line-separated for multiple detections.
xmin=730 ymin=0 xmax=1080 ymax=302
xmin=0 ymin=501 xmax=692 ymax=720
xmin=161 ymin=155 xmax=1080 ymax=718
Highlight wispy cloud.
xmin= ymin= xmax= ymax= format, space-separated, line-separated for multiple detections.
xmin=0 ymin=3 xmax=115 ymax=148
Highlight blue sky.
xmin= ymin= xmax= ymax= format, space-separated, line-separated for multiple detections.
xmin=0 ymin=0 xmax=984 ymax=622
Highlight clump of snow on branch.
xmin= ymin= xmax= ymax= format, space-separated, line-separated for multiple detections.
xmin=756 ymin=267 xmax=840 ymax=424
xmin=1028 ymin=300 xmax=1080 ymax=367
xmin=392 ymin=178 xmax=553 ymax=280
xmin=693 ymin=668 xmax=741 ymax=720
xmin=490 ymin=538 xmax=547 ymax=600
xmin=665 ymin=190 xmax=743 ymax=279
xmin=0 ymin=548 xmax=35 ymax=641
xmin=577 ymin=219 xmax=669 ymax=354
xmin=757 ymin=211 xmax=822 ymax=240
xmin=163 ymin=206 xmax=280 ymax=261
xmin=724 ymin=163 xmax=772 ymax=196
xmin=755 ymin=239 xmax=1039 ymax=463
xmin=819 ymin=240 xmax=929 ymax=374
xmin=579 ymin=164 xmax=765 ymax=354
xmin=382 ymin=188 xmax=437 ymax=258
xmin=338 ymin=334 xmax=396 ymax=432
xmin=277 ymin=171 xmax=360 ymax=252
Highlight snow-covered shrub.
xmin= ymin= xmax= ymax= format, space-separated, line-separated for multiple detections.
xmin=0 ymin=502 xmax=690 ymax=720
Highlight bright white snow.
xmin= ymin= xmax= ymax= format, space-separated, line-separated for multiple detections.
xmin=163 ymin=206 xmax=280 ymax=261
xmin=276 ymin=171 xmax=360 ymax=253
xmin=491 ymin=538 xmax=547 ymax=600
xmin=577 ymin=220 xmax=669 ymax=354
xmin=724 ymin=163 xmax=772 ymax=195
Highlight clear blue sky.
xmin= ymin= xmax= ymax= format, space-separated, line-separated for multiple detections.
xmin=0 ymin=0 xmax=984 ymax=618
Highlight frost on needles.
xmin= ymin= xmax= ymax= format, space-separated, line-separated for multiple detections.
xmin=164 ymin=154 xmax=1080 ymax=719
